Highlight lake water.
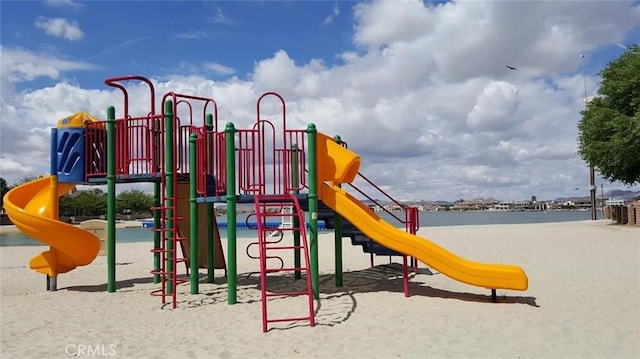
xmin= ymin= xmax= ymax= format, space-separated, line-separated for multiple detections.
xmin=0 ymin=210 xmax=592 ymax=247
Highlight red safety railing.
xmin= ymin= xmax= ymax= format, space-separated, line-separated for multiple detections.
xmin=162 ymin=92 xmax=218 ymax=178
xmin=105 ymin=76 xmax=157 ymax=178
xmin=96 ymin=76 xmax=164 ymax=179
xmin=196 ymin=130 xmax=226 ymax=197
xmin=188 ymin=91 xmax=310 ymax=199
xmin=228 ymin=92 xmax=310 ymax=197
xmin=85 ymin=121 xmax=108 ymax=179
xmin=236 ymin=127 xmax=262 ymax=194
xmin=281 ymin=129 xmax=307 ymax=193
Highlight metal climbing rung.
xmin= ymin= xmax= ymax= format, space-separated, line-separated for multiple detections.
xmin=149 ymin=201 xmax=188 ymax=309
xmin=254 ymin=194 xmax=315 ymax=332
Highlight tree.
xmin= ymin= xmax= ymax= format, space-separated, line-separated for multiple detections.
xmin=11 ymin=174 xmax=47 ymax=187
xmin=116 ymin=189 xmax=154 ymax=214
xmin=0 ymin=177 xmax=9 ymax=210
xmin=531 ymin=195 xmax=537 ymax=203
xmin=73 ymin=189 xmax=107 ymax=216
xmin=59 ymin=192 xmax=78 ymax=216
xmin=578 ymin=45 xmax=640 ymax=185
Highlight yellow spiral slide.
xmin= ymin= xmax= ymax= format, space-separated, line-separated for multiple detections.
xmin=316 ymin=132 xmax=528 ymax=291
xmin=4 ymin=176 xmax=100 ymax=277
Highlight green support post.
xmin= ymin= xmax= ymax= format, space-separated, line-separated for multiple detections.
xmin=291 ymin=144 xmax=301 ymax=280
xmin=306 ymin=124 xmax=319 ymax=299
xmin=205 ymin=114 xmax=215 ymax=283
xmin=225 ymin=122 xmax=237 ymax=304
xmin=153 ymin=182 xmax=161 ymax=284
xmin=334 ymin=213 xmax=343 ymax=287
xmin=333 ymin=135 xmax=343 ymax=287
xmin=189 ymin=133 xmax=199 ymax=294
xmin=106 ymin=107 xmax=116 ymax=292
xmin=164 ymin=100 xmax=175 ymax=294
xmin=207 ymin=204 xmax=214 ymax=283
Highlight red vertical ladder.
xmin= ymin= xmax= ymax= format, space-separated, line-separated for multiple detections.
xmin=149 ymin=195 xmax=188 ymax=309
xmin=254 ymin=194 xmax=316 ymax=332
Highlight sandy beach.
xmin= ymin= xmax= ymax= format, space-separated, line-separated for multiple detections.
xmin=1 ymin=220 xmax=638 ymax=358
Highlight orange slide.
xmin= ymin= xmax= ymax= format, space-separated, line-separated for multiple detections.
xmin=316 ymin=133 xmax=528 ymax=291
xmin=4 ymin=176 xmax=100 ymax=277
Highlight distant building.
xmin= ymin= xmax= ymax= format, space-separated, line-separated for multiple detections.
xmin=451 ymin=199 xmax=497 ymax=211
xmin=605 ymin=198 xmax=626 ymax=206
xmin=492 ymin=202 xmax=514 ymax=211
xmin=514 ymin=201 xmax=531 ymax=211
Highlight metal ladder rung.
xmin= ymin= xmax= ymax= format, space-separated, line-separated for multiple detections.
xmin=264 ymin=245 xmax=304 ymax=250
xmin=150 ymin=206 xmax=175 ymax=211
xmin=266 ymin=317 xmax=314 ymax=324
xmin=254 ymin=194 xmax=315 ymax=332
xmin=265 ymin=291 xmax=309 ymax=297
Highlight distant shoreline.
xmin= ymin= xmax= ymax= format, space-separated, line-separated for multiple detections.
xmin=0 ymin=220 xmax=143 ymax=236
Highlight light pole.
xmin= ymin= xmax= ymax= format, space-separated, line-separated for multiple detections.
xmin=581 ymin=53 xmax=597 ymax=220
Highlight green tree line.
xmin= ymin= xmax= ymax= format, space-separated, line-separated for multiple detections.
xmin=1 ymin=176 xmax=154 ymax=217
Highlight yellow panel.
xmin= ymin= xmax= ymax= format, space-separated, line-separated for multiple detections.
xmin=316 ymin=132 xmax=360 ymax=183
xmin=57 ymin=112 xmax=103 ymax=128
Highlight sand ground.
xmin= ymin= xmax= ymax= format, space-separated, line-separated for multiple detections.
xmin=1 ymin=220 xmax=638 ymax=358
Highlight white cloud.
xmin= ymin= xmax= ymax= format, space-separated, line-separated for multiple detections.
xmin=34 ymin=17 xmax=84 ymax=41
xmin=174 ymin=30 xmax=209 ymax=39
xmin=466 ymin=81 xmax=520 ymax=132
xmin=83 ymin=36 xmax=149 ymax=61
xmin=204 ymin=62 xmax=235 ymax=76
xmin=209 ymin=8 xmax=237 ymax=25
xmin=43 ymin=0 xmax=82 ymax=10
xmin=323 ymin=3 xmax=340 ymax=26
xmin=2 ymin=1 xmax=639 ymax=201
xmin=0 ymin=46 xmax=99 ymax=99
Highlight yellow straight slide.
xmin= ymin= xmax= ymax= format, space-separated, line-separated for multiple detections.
xmin=315 ymin=132 xmax=528 ymax=291
xmin=4 ymin=176 xmax=100 ymax=276
xmin=319 ymin=183 xmax=528 ymax=291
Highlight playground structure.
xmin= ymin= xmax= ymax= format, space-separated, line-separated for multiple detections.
xmin=4 ymin=75 xmax=528 ymax=332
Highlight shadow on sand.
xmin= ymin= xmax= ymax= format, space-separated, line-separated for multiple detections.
xmin=63 ymin=261 xmax=538 ymax=331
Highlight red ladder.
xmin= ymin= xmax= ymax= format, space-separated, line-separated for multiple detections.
xmin=254 ymin=194 xmax=316 ymax=332
xmin=150 ymin=197 xmax=188 ymax=309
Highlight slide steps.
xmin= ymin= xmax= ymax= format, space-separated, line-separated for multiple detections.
xmin=317 ymin=205 xmax=402 ymax=257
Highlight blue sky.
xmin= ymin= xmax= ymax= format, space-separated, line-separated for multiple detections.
xmin=1 ymin=0 xmax=639 ymax=201
xmin=3 ymin=1 xmax=354 ymax=90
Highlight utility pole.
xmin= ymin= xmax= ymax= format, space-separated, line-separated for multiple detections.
xmin=581 ymin=53 xmax=597 ymax=220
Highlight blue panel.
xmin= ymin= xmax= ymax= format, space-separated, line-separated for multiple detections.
xmin=57 ymin=128 xmax=85 ymax=183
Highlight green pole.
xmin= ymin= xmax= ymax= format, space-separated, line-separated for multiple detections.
xmin=225 ymin=122 xmax=237 ymax=304
xmin=334 ymin=213 xmax=343 ymax=287
xmin=106 ymin=107 xmax=116 ymax=292
xmin=291 ymin=144 xmax=301 ymax=280
xmin=306 ymin=124 xmax=319 ymax=299
xmin=164 ymin=100 xmax=175 ymax=295
xmin=153 ymin=182 xmax=161 ymax=284
xmin=333 ymin=135 xmax=343 ymax=287
xmin=207 ymin=204 xmax=214 ymax=283
xmin=189 ymin=133 xmax=199 ymax=294
xmin=205 ymin=114 xmax=215 ymax=283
